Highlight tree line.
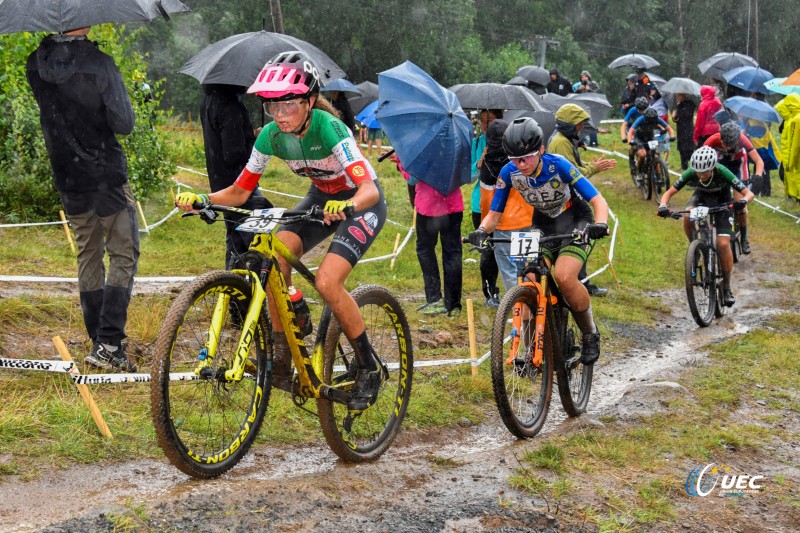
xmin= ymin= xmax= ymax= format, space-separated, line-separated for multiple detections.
xmin=134 ymin=0 xmax=800 ymax=117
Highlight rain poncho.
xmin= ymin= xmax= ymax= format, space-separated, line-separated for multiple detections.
xmin=693 ymin=85 xmax=722 ymax=144
xmin=775 ymin=93 xmax=800 ymax=199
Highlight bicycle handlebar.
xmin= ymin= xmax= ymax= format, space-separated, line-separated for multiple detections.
xmin=462 ymin=230 xmax=589 ymax=252
xmin=662 ymin=204 xmax=734 ymax=220
xmin=183 ymin=203 xmax=354 ymax=224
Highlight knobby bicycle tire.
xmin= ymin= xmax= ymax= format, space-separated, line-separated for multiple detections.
xmin=714 ymin=250 xmax=726 ymax=318
xmin=640 ymin=158 xmax=653 ymax=200
xmin=685 ymin=240 xmax=715 ymax=327
xmin=490 ymin=284 xmax=553 ymax=438
xmin=653 ymin=157 xmax=670 ymax=200
xmin=317 ymin=284 xmax=413 ymax=462
xmin=552 ymin=305 xmax=593 ymax=416
xmin=151 ymin=270 xmax=272 ymax=478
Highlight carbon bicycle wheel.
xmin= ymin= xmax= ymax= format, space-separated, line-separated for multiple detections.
xmin=685 ymin=240 xmax=716 ymax=327
xmin=151 ymin=270 xmax=272 ymax=478
xmin=653 ymin=157 xmax=670 ymax=200
xmin=553 ymin=306 xmax=593 ymax=416
xmin=317 ymin=284 xmax=413 ymax=462
xmin=490 ymin=284 xmax=553 ymax=438
xmin=640 ymin=159 xmax=653 ymax=200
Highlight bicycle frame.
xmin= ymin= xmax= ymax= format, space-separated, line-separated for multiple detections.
xmin=510 ymin=267 xmax=557 ymax=368
xmin=191 ymin=210 xmax=349 ymax=404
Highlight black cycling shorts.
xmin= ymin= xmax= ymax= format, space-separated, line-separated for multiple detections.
xmin=534 ymin=198 xmax=594 ymax=264
xmin=279 ymin=181 xmax=387 ymax=267
xmin=686 ymin=190 xmax=734 ymax=237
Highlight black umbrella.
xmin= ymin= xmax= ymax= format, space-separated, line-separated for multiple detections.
xmin=0 ymin=0 xmax=189 ymax=34
xmin=697 ymin=52 xmax=758 ymax=80
xmin=565 ymin=93 xmax=613 ymax=126
xmin=505 ymin=76 xmax=529 ymax=86
xmin=179 ymin=30 xmax=346 ymax=88
xmin=348 ymin=81 xmax=378 ymax=114
xmin=503 ymin=109 xmax=557 ymax=142
xmin=449 ymin=83 xmax=545 ymax=111
xmin=516 ymin=65 xmax=551 ymax=86
xmin=608 ymin=53 xmax=660 ymax=70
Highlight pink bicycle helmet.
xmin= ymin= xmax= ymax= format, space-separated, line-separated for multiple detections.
xmin=248 ymin=51 xmax=320 ymax=101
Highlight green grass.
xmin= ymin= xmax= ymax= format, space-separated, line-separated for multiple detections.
xmin=1 ymin=128 xmax=799 ymax=529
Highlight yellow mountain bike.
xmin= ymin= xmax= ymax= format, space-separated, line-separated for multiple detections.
xmin=150 ymin=204 xmax=413 ymax=478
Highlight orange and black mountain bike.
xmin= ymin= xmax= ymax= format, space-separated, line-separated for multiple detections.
xmin=471 ymin=230 xmax=596 ymax=438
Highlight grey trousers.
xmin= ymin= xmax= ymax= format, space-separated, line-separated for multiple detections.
xmin=63 ymin=183 xmax=140 ymax=345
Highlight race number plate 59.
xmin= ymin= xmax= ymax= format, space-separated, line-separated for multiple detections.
xmin=236 ymin=208 xmax=287 ymax=233
xmin=510 ymin=231 xmax=542 ymax=262
xmin=648 ymin=140 xmax=659 ymax=150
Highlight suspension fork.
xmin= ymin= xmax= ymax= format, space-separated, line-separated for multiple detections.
xmin=508 ymin=278 xmax=549 ymax=367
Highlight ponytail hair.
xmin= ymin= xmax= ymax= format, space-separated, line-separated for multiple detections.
xmin=313 ymin=94 xmax=341 ymax=120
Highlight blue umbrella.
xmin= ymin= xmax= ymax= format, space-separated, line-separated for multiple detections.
xmin=375 ymin=61 xmax=472 ymax=196
xmin=355 ymin=100 xmax=380 ymax=129
xmin=723 ymin=96 xmax=781 ymax=123
xmin=320 ymin=78 xmax=362 ymax=96
xmin=723 ymin=66 xmax=774 ymax=94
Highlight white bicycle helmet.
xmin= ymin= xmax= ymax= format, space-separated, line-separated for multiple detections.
xmin=690 ymin=146 xmax=718 ymax=173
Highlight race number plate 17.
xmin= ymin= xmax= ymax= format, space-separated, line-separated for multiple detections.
xmin=236 ymin=208 xmax=287 ymax=233
xmin=509 ymin=230 xmax=542 ymax=262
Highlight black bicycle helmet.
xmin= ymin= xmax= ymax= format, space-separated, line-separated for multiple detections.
xmin=626 ymin=73 xmax=637 ymax=82
xmin=502 ymin=118 xmax=543 ymax=157
xmin=720 ymin=121 xmax=741 ymax=147
xmin=644 ymin=107 xmax=658 ymax=120
xmin=634 ymin=97 xmax=648 ymax=112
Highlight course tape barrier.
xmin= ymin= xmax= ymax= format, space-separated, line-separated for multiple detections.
xmin=0 ymin=356 xmax=198 ymax=384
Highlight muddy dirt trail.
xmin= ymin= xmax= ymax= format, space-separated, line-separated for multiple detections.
xmin=0 ymin=258 xmax=797 ymax=532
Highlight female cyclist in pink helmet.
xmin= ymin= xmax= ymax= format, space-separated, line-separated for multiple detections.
xmin=176 ymin=51 xmax=387 ymax=411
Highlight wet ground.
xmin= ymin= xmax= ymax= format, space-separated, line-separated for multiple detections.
xmin=0 ymin=260 xmax=797 ymax=532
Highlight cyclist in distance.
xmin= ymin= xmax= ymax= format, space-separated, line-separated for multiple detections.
xmin=657 ymin=146 xmax=754 ymax=306
xmin=621 ymin=97 xmax=650 ymax=174
xmin=704 ymin=121 xmax=764 ymax=254
xmin=627 ymin=107 xmax=675 ymax=183
xmin=468 ymin=117 xmax=610 ymax=365
xmin=176 ymin=51 xmax=388 ymax=411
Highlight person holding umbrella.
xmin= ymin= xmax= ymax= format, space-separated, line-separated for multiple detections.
xmin=27 ymin=26 xmax=139 ymax=373
xmin=176 ymin=51 xmax=388 ymax=412
xmin=468 ymin=118 xmax=611 ymax=366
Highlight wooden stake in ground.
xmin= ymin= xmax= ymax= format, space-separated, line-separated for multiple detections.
xmin=600 ymin=242 xmax=621 ymax=288
xmin=467 ymin=299 xmax=479 ymax=377
xmin=58 ymin=210 xmax=76 ymax=254
xmin=52 ymin=336 xmax=113 ymax=439
xmin=135 ymin=200 xmax=150 ymax=233
xmin=389 ymin=233 xmax=402 ymax=270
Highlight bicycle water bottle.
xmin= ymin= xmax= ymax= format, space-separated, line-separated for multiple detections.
xmin=288 ymin=286 xmax=313 ymax=337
